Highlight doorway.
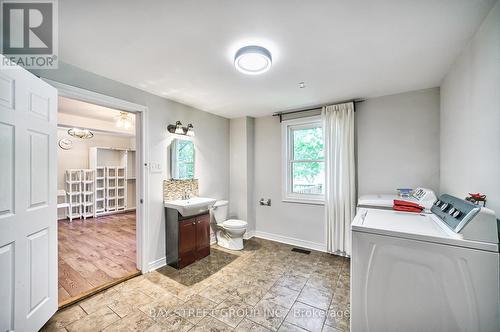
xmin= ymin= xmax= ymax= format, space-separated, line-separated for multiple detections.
xmin=54 ymin=90 xmax=147 ymax=307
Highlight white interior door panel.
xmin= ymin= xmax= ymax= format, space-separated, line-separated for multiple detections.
xmin=0 ymin=56 xmax=58 ymax=332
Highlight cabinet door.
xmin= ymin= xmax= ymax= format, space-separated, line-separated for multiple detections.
xmin=178 ymin=219 xmax=196 ymax=268
xmin=195 ymin=214 xmax=210 ymax=259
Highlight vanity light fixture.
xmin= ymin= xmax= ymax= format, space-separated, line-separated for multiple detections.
xmin=174 ymin=121 xmax=184 ymax=134
xmin=67 ymin=127 xmax=94 ymax=139
xmin=116 ymin=112 xmax=132 ymax=129
xmin=167 ymin=121 xmax=195 ymax=136
xmin=234 ymin=45 xmax=272 ymax=75
xmin=186 ymin=124 xmax=195 ymax=137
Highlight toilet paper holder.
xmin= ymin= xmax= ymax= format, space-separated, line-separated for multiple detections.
xmin=259 ymin=198 xmax=271 ymax=206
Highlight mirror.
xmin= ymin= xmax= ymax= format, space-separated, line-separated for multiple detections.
xmin=170 ymin=138 xmax=195 ymax=179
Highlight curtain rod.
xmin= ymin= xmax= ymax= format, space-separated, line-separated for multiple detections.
xmin=272 ymin=98 xmax=365 ymax=122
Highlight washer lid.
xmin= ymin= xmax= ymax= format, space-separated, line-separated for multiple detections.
xmin=352 ymin=208 xmax=498 ymax=252
xmin=358 ymin=194 xmax=401 ymax=208
xmin=357 ymin=194 xmax=431 ymax=212
xmin=354 ymin=208 xmax=448 ymax=237
xmin=223 ymin=219 xmax=247 ymax=228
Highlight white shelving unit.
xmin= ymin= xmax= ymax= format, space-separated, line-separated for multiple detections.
xmin=57 ymin=189 xmax=69 ymax=220
xmin=63 ymin=169 xmax=96 ymax=221
xmin=126 ymin=150 xmax=136 ymax=210
xmin=89 ymin=147 xmax=136 ymax=217
xmin=106 ymin=166 xmax=117 ymax=212
xmin=116 ymin=167 xmax=126 ymax=211
xmin=65 ymin=169 xmax=82 ymax=222
xmin=81 ymin=169 xmax=95 ymax=219
xmin=95 ymin=167 xmax=105 ymax=216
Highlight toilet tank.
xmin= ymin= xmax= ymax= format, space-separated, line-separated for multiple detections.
xmin=212 ymin=200 xmax=228 ymax=223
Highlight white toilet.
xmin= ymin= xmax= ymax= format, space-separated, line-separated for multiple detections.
xmin=211 ymin=200 xmax=247 ymax=250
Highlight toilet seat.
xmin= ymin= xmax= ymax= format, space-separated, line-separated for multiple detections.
xmin=222 ymin=219 xmax=247 ymax=229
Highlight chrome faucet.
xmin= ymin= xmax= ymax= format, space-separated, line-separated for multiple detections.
xmin=182 ymin=190 xmax=190 ymax=200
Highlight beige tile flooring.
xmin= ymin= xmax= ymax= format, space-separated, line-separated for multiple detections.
xmin=42 ymin=238 xmax=350 ymax=332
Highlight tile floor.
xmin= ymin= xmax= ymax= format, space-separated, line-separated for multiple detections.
xmin=42 ymin=238 xmax=350 ymax=332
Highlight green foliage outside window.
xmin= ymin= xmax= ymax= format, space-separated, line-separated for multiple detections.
xmin=291 ymin=126 xmax=324 ymax=194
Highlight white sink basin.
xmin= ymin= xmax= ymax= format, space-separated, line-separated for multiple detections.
xmin=164 ymin=196 xmax=217 ymax=216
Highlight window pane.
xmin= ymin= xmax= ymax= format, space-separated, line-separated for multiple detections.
xmin=178 ymin=162 xmax=194 ymax=179
xmin=178 ymin=140 xmax=194 ymax=163
xmin=292 ymin=126 xmax=323 ymax=160
xmin=292 ymin=162 xmax=324 ymax=195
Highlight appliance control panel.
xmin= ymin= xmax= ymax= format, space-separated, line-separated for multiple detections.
xmin=432 ymin=194 xmax=498 ymax=244
xmin=432 ymin=194 xmax=500 ymax=245
xmin=432 ymin=194 xmax=480 ymax=232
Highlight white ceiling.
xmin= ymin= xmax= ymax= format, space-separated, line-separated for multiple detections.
xmin=58 ymin=96 xmax=121 ymax=121
xmin=59 ymin=0 xmax=495 ymax=118
xmin=58 ymin=97 xmax=136 ymax=134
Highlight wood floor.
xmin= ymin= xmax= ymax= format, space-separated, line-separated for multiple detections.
xmin=58 ymin=212 xmax=138 ymax=306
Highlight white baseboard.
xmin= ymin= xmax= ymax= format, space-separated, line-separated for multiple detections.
xmin=253 ymin=230 xmax=326 ymax=252
xmin=148 ymin=257 xmax=166 ymax=272
xmin=148 ymin=230 xmax=321 ymax=271
xmin=244 ymin=230 xmax=255 ymax=240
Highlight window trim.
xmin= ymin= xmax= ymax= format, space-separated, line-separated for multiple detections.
xmin=281 ymin=116 xmax=325 ymax=205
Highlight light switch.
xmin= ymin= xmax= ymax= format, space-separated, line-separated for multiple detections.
xmin=149 ymin=162 xmax=162 ymax=174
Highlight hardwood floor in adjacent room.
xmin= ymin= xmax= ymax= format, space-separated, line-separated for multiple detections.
xmin=58 ymin=211 xmax=139 ymax=306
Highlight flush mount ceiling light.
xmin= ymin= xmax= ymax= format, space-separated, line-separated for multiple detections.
xmin=116 ymin=112 xmax=132 ymax=129
xmin=234 ymin=45 xmax=272 ymax=75
xmin=67 ymin=127 xmax=94 ymax=139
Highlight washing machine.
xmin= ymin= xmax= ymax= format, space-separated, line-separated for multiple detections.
xmin=351 ymin=194 xmax=499 ymax=331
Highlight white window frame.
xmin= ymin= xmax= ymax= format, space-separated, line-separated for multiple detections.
xmin=281 ymin=116 xmax=325 ymax=205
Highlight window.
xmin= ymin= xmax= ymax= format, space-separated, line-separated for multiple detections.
xmin=282 ymin=116 xmax=324 ymax=203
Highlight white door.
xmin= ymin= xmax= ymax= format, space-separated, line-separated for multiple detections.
xmin=0 ymin=56 xmax=58 ymax=331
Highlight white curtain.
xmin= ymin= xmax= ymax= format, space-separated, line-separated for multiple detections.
xmin=323 ymin=102 xmax=356 ymax=256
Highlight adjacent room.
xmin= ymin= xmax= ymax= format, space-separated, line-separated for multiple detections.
xmin=0 ymin=1 xmax=498 ymax=331
xmin=56 ymin=97 xmax=139 ymax=306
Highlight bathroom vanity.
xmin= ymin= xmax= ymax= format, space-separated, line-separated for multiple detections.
xmin=164 ymin=138 xmax=215 ymax=268
xmin=165 ymin=207 xmax=210 ymax=268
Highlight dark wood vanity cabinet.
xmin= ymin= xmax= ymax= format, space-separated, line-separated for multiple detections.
xmin=165 ymin=209 xmax=210 ymax=269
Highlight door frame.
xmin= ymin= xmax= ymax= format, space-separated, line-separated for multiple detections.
xmin=44 ymin=79 xmax=150 ymax=273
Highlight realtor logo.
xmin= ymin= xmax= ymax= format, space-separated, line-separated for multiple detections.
xmin=1 ymin=0 xmax=58 ymax=68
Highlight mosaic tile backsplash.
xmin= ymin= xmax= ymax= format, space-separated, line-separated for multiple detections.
xmin=163 ymin=179 xmax=199 ymax=201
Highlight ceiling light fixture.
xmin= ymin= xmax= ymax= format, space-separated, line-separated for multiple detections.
xmin=116 ymin=112 xmax=132 ymax=129
xmin=234 ymin=45 xmax=272 ymax=75
xmin=67 ymin=128 xmax=94 ymax=139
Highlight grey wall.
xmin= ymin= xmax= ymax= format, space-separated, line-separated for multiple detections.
xmin=57 ymin=129 xmax=134 ymax=190
xmin=229 ymin=118 xmax=247 ymax=219
xmin=229 ymin=117 xmax=255 ymax=232
xmin=440 ymin=1 xmax=500 ymax=217
xmin=254 ymin=116 xmax=326 ymax=249
xmin=356 ymin=88 xmax=441 ymax=195
xmin=32 ymin=62 xmax=230 ymax=268
xmin=253 ymin=88 xmax=441 ymax=250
